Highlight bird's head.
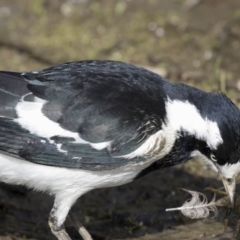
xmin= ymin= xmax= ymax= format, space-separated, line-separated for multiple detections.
xmin=192 ymin=103 xmax=240 ymax=206
xmin=187 ymin=133 xmax=240 ymax=205
xmin=197 ymin=149 xmax=240 ymax=205
xmin=167 ymin=96 xmax=240 ymax=206
xmin=204 ymin=95 xmax=240 ymax=205
xmin=204 ymin=137 xmax=240 ymax=205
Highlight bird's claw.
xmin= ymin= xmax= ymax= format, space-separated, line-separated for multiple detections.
xmin=204 ymin=187 xmax=228 ymax=196
xmin=205 ymin=187 xmax=240 ymax=239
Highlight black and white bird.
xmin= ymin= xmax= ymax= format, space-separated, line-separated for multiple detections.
xmin=0 ymin=60 xmax=240 ymax=240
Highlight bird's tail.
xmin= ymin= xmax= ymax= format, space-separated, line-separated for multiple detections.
xmin=0 ymin=71 xmax=29 ymax=119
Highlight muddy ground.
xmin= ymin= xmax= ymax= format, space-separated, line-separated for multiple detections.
xmin=0 ymin=0 xmax=240 ymax=239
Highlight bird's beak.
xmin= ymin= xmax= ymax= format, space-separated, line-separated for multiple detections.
xmin=221 ymin=176 xmax=236 ymax=205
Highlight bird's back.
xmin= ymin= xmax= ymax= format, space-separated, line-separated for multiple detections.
xmin=0 ymin=61 xmax=171 ymax=171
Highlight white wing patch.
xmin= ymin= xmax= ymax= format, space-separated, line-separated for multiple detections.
xmin=14 ymin=95 xmax=110 ymax=152
xmin=166 ymin=99 xmax=223 ymax=149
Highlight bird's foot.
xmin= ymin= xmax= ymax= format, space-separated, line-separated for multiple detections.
xmin=205 ymin=187 xmax=232 ymax=232
xmin=204 ymin=186 xmax=240 ymax=240
xmin=232 ymin=217 xmax=240 ymax=240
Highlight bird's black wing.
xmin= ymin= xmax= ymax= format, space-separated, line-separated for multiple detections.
xmin=0 ymin=61 xmax=167 ymax=170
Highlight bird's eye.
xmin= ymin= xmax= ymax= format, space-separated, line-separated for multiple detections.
xmin=210 ymin=154 xmax=217 ymax=162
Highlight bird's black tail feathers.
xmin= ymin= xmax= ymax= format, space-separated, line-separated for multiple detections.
xmin=0 ymin=71 xmax=29 ymax=119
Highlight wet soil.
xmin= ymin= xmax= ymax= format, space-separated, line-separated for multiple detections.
xmin=0 ymin=0 xmax=240 ymax=239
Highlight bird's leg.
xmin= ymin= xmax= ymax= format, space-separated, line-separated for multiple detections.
xmin=205 ymin=187 xmax=240 ymax=239
xmin=48 ymin=195 xmax=77 ymax=240
xmin=233 ymin=215 xmax=240 ymax=240
xmin=205 ymin=187 xmax=228 ymax=196
xmin=49 ymin=193 xmax=93 ymax=240
xmin=205 ymin=187 xmax=232 ymax=233
xmin=49 ymin=204 xmax=72 ymax=240
xmin=49 ymin=215 xmax=72 ymax=240
xmin=223 ymin=206 xmax=232 ymax=233
xmin=69 ymin=214 xmax=93 ymax=240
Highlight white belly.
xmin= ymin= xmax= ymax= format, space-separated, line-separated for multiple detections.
xmin=0 ymin=153 xmax=153 ymax=197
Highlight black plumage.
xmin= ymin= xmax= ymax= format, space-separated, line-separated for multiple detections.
xmin=0 ymin=61 xmax=168 ymax=170
xmin=0 ymin=60 xmax=240 ymax=240
xmin=0 ymin=61 xmax=238 ymax=168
